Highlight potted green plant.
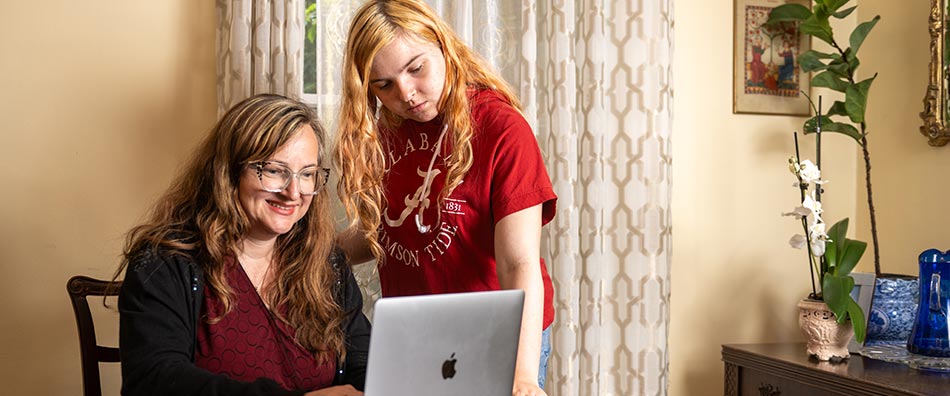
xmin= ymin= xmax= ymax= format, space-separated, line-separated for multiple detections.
xmin=770 ymin=0 xmax=921 ymax=346
xmin=786 ymin=153 xmax=867 ymax=360
xmin=768 ymin=0 xmax=881 ymax=273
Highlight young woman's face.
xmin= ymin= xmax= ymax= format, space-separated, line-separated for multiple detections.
xmin=237 ymin=126 xmax=320 ymax=242
xmin=368 ymin=33 xmax=446 ymax=123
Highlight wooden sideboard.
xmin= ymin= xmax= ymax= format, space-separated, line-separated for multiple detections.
xmin=722 ymin=343 xmax=950 ymax=395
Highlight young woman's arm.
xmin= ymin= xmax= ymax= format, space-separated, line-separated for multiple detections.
xmin=336 ymin=225 xmax=374 ymax=265
xmin=494 ymin=204 xmax=547 ymax=396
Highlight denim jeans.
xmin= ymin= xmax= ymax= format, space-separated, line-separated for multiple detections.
xmin=538 ymin=325 xmax=552 ymax=389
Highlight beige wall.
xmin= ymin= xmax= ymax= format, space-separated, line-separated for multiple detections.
xmin=671 ymin=1 xmax=944 ymax=396
xmin=858 ymin=0 xmax=950 ymax=275
xmin=0 ymin=1 xmax=216 ymax=394
xmin=671 ymin=1 xmax=853 ymax=394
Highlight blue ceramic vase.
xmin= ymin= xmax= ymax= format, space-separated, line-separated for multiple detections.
xmin=866 ymin=275 xmax=919 ymax=345
xmin=907 ymin=249 xmax=950 ymax=357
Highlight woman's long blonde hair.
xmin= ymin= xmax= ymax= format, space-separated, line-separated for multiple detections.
xmin=336 ymin=0 xmax=521 ymax=261
xmin=116 ymin=94 xmax=345 ymax=362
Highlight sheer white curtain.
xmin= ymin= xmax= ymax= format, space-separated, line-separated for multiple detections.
xmin=219 ymin=1 xmax=674 ymax=394
xmin=216 ymin=0 xmax=305 ymax=115
xmin=435 ymin=3 xmax=674 ymax=395
xmin=523 ymin=2 xmax=673 ymax=395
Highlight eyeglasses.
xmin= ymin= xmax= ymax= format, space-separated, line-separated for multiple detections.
xmin=247 ymin=161 xmax=330 ymax=196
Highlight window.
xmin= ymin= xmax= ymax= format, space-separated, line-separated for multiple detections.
xmin=302 ymin=1 xmax=362 ymax=129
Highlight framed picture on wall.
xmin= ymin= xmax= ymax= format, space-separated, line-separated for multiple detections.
xmin=733 ymin=0 xmax=811 ymax=115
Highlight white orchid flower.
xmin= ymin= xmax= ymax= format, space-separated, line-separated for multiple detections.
xmin=809 ymin=221 xmax=827 ymax=238
xmin=789 ymin=234 xmax=807 ymax=249
xmin=810 ymin=238 xmax=826 ymax=257
xmin=798 ymin=160 xmax=822 ymax=183
xmin=797 ymin=159 xmax=828 ymax=185
xmin=782 ymin=206 xmax=811 ymax=219
xmin=802 ymin=192 xmax=823 ymax=222
xmin=785 ymin=155 xmax=833 ymax=259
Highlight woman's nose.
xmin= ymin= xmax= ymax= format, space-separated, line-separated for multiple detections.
xmin=282 ymin=175 xmax=302 ymax=199
xmin=396 ymin=79 xmax=414 ymax=102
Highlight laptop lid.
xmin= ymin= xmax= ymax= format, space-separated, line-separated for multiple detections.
xmin=363 ymin=289 xmax=524 ymax=396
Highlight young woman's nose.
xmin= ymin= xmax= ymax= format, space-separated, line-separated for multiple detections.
xmin=396 ymin=78 xmax=415 ymax=102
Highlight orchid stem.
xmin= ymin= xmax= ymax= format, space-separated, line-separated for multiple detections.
xmin=794 ymin=132 xmax=818 ymax=298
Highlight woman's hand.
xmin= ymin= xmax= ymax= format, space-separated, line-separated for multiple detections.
xmin=304 ymin=384 xmax=363 ymax=396
xmin=512 ymin=378 xmax=547 ymax=396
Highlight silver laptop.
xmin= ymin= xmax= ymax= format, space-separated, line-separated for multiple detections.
xmin=363 ymin=289 xmax=524 ymax=396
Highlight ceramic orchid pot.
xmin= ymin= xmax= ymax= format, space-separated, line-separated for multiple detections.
xmin=798 ymin=298 xmax=854 ymax=361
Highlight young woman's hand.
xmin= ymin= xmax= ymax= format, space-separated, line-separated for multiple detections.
xmin=304 ymin=384 xmax=363 ymax=396
xmin=512 ymin=378 xmax=548 ymax=396
xmin=336 ymin=225 xmax=374 ymax=265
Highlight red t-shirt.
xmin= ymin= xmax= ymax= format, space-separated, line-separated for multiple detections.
xmin=378 ymin=89 xmax=557 ymax=328
xmin=195 ymin=257 xmax=335 ymax=391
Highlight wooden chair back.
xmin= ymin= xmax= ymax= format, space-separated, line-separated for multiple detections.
xmin=66 ymin=275 xmax=122 ymax=396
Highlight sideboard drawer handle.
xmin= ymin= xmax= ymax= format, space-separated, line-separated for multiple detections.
xmin=758 ymin=383 xmax=780 ymax=396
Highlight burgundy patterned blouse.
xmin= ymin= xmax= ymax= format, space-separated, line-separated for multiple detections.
xmin=195 ymin=257 xmax=335 ymax=392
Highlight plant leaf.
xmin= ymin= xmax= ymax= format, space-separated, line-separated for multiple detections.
xmin=813 ymin=3 xmax=832 ymax=21
xmin=798 ymin=51 xmax=830 ymax=72
xmin=833 ymin=6 xmax=857 ymax=19
xmin=825 ymin=237 xmax=839 ymax=270
xmin=767 ymin=4 xmax=812 ymax=25
xmin=803 ymin=117 xmax=862 ymax=142
xmin=845 ymin=74 xmax=877 ymax=123
xmin=827 ymin=101 xmax=849 ymax=117
xmin=803 ymin=115 xmax=830 ymax=133
xmin=837 ymin=239 xmax=867 ymax=276
xmin=847 ymin=298 xmax=867 ymax=343
xmin=801 ymin=16 xmax=835 ymax=45
xmin=823 ymin=122 xmax=863 ymax=141
xmin=827 ymin=218 xmax=850 ymax=250
xmin=850 ymin=16 xmax=881 ymax=57
xmin=827 ymin=59 xmax=851 ymax=78
xmin=824 ymin=231 xmax=841 ymax=275
xmin=812 ymin=70 xmax=849 ymax=92
xmin=822 ymin=273 xmax=854 ymax=319
xmin=825 ymin=219 xmax=846 ymax=272
xmin=809 ymin=49 xmax=840 ymax=59
xmin=826 ymin=0 xmax=853 ymax=13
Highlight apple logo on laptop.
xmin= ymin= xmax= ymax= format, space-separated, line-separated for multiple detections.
xmin=441 ymin=352 xmax=457 ymax=379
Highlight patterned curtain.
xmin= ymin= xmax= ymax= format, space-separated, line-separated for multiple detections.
xmin=429 ymin=2 xmax=675 ymax=394
xmin=216 ymin=0 xmax=305 ymax=115
xmin=526 ymin=2 xmax=674 ymax=395
xmin=275 ymin=1 xmax=674 ymax=394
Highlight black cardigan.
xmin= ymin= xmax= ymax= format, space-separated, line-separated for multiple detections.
xmin=118 ymin=248 xmax=370 ymax=396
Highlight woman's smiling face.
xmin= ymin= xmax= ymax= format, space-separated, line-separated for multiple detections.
xmin=368 ymin=33 xmax=447 ymax=123
xmin=238 ymin=125 xmax=320 ymax=241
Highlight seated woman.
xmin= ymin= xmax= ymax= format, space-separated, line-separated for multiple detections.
xmin=115 ymin=94 xmax=369 ymax=396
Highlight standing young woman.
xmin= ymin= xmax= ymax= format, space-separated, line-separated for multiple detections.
xmin=334 ymin=1 xmax=557 ymax=395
